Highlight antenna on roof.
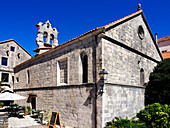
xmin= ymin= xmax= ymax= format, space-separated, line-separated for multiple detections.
xmin=137 ymin=4 xmax=141 ymax=11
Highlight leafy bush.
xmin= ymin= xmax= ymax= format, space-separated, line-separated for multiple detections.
xmin=105 ymin=116 xmax=146 ymax=128
xmin=136 ymin=103 xmax=170 ymax=128
xmin=145 ymin=59 xmax=170 ymax=105
xmin=0 ymin=102 xmax=4 ymax=106
xmin=44 ymin=109 xmax=51 ymax=123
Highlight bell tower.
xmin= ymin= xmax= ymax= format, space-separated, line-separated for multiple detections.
xmin=34 ymin=20 xmax=58 ymax=56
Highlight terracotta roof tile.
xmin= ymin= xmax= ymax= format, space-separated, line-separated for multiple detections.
xmin=161 ymin=51 xmax=170 ymax=59
xmin=158 ymin=36 xmax=170 ymax=42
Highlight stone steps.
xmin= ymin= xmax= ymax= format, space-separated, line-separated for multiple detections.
xmin=0 ymin=113 xmax=8 ymax=127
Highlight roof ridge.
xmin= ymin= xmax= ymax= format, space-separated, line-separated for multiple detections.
xmin=103 ymin=10 xmax=142 ymax=28
xmin=54 ymin=10 xmax=142 ymax=48
xmin=0 ymin=39 xmax=14 ymax=43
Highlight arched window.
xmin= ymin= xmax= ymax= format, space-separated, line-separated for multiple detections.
xmin=43 ymin=32 xmax=48 ymax=43
xmin=80 ymin=52 xmax=88 ymax=83
xmin=140 ymin=68 xmax=144 ymax=86
xmin=50 ymin=34 xmax=54 ymax=45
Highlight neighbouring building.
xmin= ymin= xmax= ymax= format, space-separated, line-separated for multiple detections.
xmin=14 ymin=5 xmax=162 ymax=128
xmin=0 ymin=39 xmax=32 ymax=91
xmin=158 ymin=36 xmax=170 ymax=59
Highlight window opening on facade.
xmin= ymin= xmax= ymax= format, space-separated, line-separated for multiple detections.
xmin=10 ymin=46 xmax=15 ymax=52
xmin=27 ymin=70 xmax=30 ymax=84
xmin=47 ymin=23 xmax=49 ymax=28
xmin=80 ymin=52 xmax=88 ymax=83
xmin=17 ymin=53 xmax=20 ymax=59
xmin=1 ymin=57 xmax=8 ymax=66
xmin=1 ymin=73 xmax=9 ymax=82
xmin=6 ymin=51 xmax=9 ymax=56
xmin=138 ymin=25 xmax=144 ymax=40
xmin=50 ymin=34 xmax=54 ymax=44
xmin=162 ymin=50 xmax=167 ymax=53
xmin=140 ymin=68 xmax=144 ymax=86
xmin=12 ymin=76 xmax=14 ymax=88
xmin=16 ymin=77 xmax=19 ymax=83
xmin=43 ymin=32 xmax=48 ymax=43
xmin=59 ymin=59 xmax=68 ymax=84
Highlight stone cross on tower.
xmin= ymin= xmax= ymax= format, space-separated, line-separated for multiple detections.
xmin=34 ymin=20 xmax=58 ymax=56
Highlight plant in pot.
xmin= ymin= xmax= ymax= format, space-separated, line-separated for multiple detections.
xmin=26 ymin=106 xmax=31 ymax=115
xmin=0 ymin=102 xmax=4 ymax=108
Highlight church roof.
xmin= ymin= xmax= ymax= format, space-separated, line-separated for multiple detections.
xmin=15 ymin=9 xmax=162 ymax=68
xmin=60 ymin=10 xmax=142 ymax=47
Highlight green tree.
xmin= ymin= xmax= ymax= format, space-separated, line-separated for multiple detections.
xmin=145 ymin=59 xmax=170 ymax=105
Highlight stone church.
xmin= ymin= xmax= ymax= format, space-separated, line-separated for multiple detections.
xmin=14 ymin=5 xmax=162 ymax=128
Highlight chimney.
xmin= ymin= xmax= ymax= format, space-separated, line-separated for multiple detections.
xmin=155 ymin=33 xmax=158 ymax=44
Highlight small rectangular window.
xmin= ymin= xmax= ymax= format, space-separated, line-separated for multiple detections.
xmin=162 ymin=50 xmax=167 ymax=53
xmin=27 ymin=70 xmax=30 ymax=83
xmin=16 ymin=77 xmax=19 ymax=83
xmin=1 ymin=57 xmax=8 ymax=66
xmin=1 ymin=73 xmax=9 ymax=82
xmin=10 ymin=46 xmax=15 ymax=52
xmin=59 ymin=59 xmax=68 ymax=84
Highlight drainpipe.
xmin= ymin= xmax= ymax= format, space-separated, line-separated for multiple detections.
xmin=94 ymin=35 xmax=97 ymax=128
xmin=94 ymin=29 xmax=106 ymax=128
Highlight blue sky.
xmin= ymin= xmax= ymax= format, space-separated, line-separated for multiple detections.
xmin=0 ymin=0 xmax=170 ymax=56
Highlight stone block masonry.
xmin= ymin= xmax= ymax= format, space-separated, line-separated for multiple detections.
xmin=102 ymin=84 xmax=144 ymax=126
xmin=15 ymin=84 xmax=100 ymax=128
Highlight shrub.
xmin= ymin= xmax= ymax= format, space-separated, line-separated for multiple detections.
xmin=105 ymin=116 xmax=146 ymax=128
xmin=136 ymin=103 xmax=170 ymax=128
xmin=0 ymin=102 xmax=4 ymax=106
xmin=44 ymin=109 xmax=51 ymax=123
xmin=145 ymin=59 xmax=170 ymax=105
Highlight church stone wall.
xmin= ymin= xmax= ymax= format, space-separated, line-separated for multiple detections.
xmin=14 ymin=36 xmax=98 ymax=89
xmin=102 ymin=84 xmax=144 ymax=126
xmin=15 ymin=84 xmax=98 ymax=128
xmin=105 ymin=14 xmax=161 ymax=62
xmin=101 ymin=14 xmax=161 ymax=126
xmin=102 ymin=38 xmax=157 ymax=86
xmin=103 ymin=14 xmax=161 ymax=86
xmin=14 ymin=35 xmax=103 ymax=128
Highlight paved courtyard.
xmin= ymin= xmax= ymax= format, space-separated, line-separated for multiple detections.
xmin=0 ymin=112 xmax=47 ymax=128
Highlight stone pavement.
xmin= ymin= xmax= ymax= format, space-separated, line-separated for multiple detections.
xmin=8 ymin=115 xmax=47 ymax=128
xmin=24 ymin=125 xmax=47 ymax=128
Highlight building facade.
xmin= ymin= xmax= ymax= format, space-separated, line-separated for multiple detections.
xmin=158 ymin=36 xmax=170 ymax=59
xmin=14 ymin=7 xmax=162 ymax=128
xmin=0 ymin=39 xmax=32 ymax=91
